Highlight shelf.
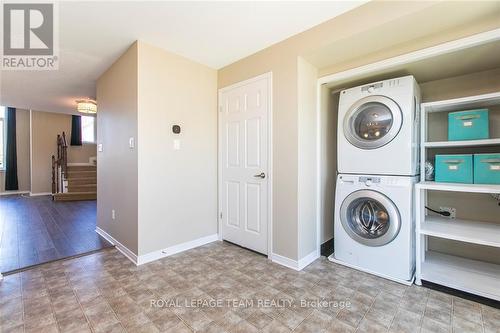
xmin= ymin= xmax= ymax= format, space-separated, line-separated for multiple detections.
xmin=422 ymin=91 xmax=500 ymax=113
xmin=421 ymin=251 xmax=500 ymax=301
xmin=416 ymin=181 xmax=500 ymax=194
xmin=423 ymin=138 xmax=500 ymax=148
xmin=418 ymin=90 xmax=500 ymax=301
xmin=420 ymin=216 xmax=500 ymax=248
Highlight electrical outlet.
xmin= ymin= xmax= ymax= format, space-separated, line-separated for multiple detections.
xmin=439 ymin=206 xmax=456 ymax=219
xmin=112 ymin=209 xmax=116 ymax=220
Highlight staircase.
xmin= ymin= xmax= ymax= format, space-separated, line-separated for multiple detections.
xmin=54 ymin=165 xmax=97 ymax=201
xmin=51 ymin=132 xmax=97 ymax=201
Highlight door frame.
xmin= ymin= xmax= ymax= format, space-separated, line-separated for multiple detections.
xmin=217 ymin=72 xmax=273 ymax=257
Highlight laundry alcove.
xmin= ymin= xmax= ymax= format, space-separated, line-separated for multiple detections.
xmin=317 ymin=29 xmax=500 ymax=299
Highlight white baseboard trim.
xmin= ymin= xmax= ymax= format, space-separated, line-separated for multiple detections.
xmin=95 ymin=230 xmax=220 ymax=266
xmin=0 ymin=190 xmax=30 ymax=196
xmin=29 ymin=192 xmax=52 ymax=196
xmin=298 ymin=250 xmax=321 ymax=270
xmin=137 ymin=234 xmax=219 ymax=265
xmin=95 ymin=227 xmax=138 ymax=265
xmin=271 ymin=253 xmax=299 ymax=270
xmin=271 ymin=250 xmax=320 ymax=271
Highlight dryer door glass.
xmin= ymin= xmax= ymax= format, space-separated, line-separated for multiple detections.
xmin=344 ymin=95 xmax=403 ymax=150
xmin=354 ymin=103 xmax=393 ymax=140
xmin=340 ymin=190 xmax=401 ymax=247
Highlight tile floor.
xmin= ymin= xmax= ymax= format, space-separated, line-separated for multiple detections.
xmin=1 ymin=241 xmax=499 ymax=333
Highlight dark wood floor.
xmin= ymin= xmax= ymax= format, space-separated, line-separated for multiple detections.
xmin=0 ymin=194 xmax=112 ymax=273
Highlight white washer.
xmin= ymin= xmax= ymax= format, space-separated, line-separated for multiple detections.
xmin=331 ymin=174 xmax=417 ymax=284
xmin=338 ymin=75 xmax=421 ymax=176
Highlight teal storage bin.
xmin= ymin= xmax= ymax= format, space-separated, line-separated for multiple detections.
xmin=448 ymin=109 xmax=489 ymax=141
xmin=474 ymin=153 xmax=500 ymax=184
xmin=435 ymin=154 xmax=473 ymax=184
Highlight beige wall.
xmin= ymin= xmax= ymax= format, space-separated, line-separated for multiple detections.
xmin=96 ymin=41 xmax=217 ymax=257
xmin=137 ymin=41 xmax=218 ymax=256
xmin=421 ymin=67 xmax=500 ymax=103
xmin=31 ymin=111 xmax=97 ymax=194
xmin=0 ymin=108 xmax=30 ymax=193
xmin=96 ymin=43 xmax=139 ymax=255
xmin=316 ymin=3 xmax=500 ymax=78
xmin=297 ymin=57 xmax=318 ymax=258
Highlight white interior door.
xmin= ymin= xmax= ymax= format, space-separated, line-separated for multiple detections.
xmin=219 ymin=74 xmax=271 ymax=255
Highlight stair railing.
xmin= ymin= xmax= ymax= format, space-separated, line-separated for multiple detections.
xmin=51 ymin=132 xmax=68 ymax=194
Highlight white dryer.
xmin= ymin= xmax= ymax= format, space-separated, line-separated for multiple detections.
xmin=332 ymin=174 xmax=417 ymax=284
xmin=338 ymin=75 xmax=421 ymax=176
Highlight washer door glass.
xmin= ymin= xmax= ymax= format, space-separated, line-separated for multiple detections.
xmin=344 ymin=95 xmax=403 ymax=150
xmin=340 ymin=190 xmax=401 ymax=247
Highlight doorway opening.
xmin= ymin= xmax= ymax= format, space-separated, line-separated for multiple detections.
xmin=0 ymin=108 xmax=111 ymax=275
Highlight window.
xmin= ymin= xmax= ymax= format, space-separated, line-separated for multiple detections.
xmin=0 ymin=106 xmax=5 ymax=169
xmin=81 ymin=116 xmax=95 ymax=143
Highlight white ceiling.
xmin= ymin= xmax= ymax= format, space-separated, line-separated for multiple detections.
xmin=0 ymin=1 xmax=366 ymax=114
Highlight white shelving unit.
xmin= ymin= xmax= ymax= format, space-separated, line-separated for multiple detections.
xmin=416 ymin=92 xmax=500 ymax=301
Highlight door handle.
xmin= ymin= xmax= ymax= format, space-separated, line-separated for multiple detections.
xmin=253 ymin=172 xmax=266 ymax=179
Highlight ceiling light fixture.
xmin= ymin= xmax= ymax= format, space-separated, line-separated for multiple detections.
xmin=76 ymin=99 xmax=97 ymax=114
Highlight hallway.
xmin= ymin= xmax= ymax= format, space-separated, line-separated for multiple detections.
xmin=0 ymin=195 xmax=111 ymax=273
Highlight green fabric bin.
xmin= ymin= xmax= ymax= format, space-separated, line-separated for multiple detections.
xmin=435 ymin=154 xmax=473 ymax=184
xmin=448 ymin=109 xmax=489 ymax=141
xmin=474 ymin=153 xmax=500 ymax=184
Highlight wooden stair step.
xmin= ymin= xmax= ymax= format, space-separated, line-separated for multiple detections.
xmin=67 ymin=184 xmax=97 ymax=192
xmin=53 ymin=192 xmax=96 ymax=201
xmin=66 ymin=171 xmax=96 ymax=178
xmin=67 ymin=165 xmax=96 ymax=171
xmin=67 ymin=177 xmax=96 ymax=186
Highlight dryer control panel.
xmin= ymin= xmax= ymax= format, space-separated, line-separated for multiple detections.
xmin=359 ymin=176 xmax=380 ymax=186
xmin=361 ymin=82 xmax=383 ymax=93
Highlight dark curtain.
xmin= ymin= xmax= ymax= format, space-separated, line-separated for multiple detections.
xmin=70 ymin=115 xmax=82 ymax=146
xmin=5 ymin=107 xmax=18 ymax=191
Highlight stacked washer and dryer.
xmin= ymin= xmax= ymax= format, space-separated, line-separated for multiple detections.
xmin=331 ymin=76 xmax=421 ymax=284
